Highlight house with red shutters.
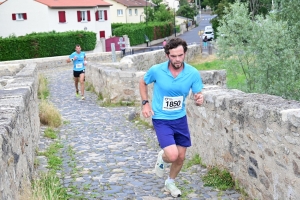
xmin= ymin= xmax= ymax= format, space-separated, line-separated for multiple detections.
xmin=0 ymin=0 xmax=113 ymax=41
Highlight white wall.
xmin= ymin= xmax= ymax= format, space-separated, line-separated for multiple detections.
xmin=0 ymin=0 xmax=49 ymax=37
xmin=48 ymin=8 xmax=112 ymax=40
xmin=0 ymin=0 xmax=111 ymax=41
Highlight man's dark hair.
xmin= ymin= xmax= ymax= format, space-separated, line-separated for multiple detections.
xmin=75 ymin=44 xmax=81 ymax=48
xmin=164 ymin=38 xmax=188 ymax=55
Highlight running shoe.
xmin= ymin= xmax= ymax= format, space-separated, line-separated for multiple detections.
xmin=76 ymin=90 xmax=79 ymax=98
xmin=81 ymin=96 xmax=85 ymax=100
xmin=154 ymin=150 xmax=166 ymax=177
xmin=164 ymin=181 xmax=181 ymax=197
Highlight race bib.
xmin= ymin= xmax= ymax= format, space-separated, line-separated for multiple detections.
xmin=76 ymin=63 xmax=83 ymax=68
xmin=162 ymin=96 xmax=183 ymax=111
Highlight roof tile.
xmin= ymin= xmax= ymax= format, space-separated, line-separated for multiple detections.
xmin=35 ymin=0 xmax=112 ymax=7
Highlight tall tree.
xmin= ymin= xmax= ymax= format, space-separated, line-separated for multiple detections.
xmin=216 ymin=1 xmax=300 ymax=100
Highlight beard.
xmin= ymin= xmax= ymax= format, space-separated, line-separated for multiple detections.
xmin=170 ymin=61 xmax=183 ymax=70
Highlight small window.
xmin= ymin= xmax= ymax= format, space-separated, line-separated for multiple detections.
xmin=81 ymin=11 xmax=87 ymax=21
xmin=135 ymin=9 xmax=138 ymax=15
xmin=129 ymin=9 xmax=132 ymax=16
xmin=12 ymin=13 xmax=27 ymax=21
xmin=77 ymin=10 xmax=91 ymax=22
xmin=95 ymin=10 xmax=108 ymax=21
xmin=117 ymin=9 xmax=123 ymax=16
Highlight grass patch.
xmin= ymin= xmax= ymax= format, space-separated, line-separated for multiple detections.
xmin=38 ymin=142 xmax=63 ymax=171
xmin=100 ymin=100 xmax=136 ymax=107
xmin=85 ymin=82 xmax=96 ymax=93
xmin=31 ymin=171 xmax=70 ymax=200
xmin=202 ymin=167 xmax=234 ymax=191
xmin=132 ymin=115 xmax=153 ymax=130
xmin=44 ymin=127 xmax=58 ymax=139
xmin=38 ymin=74 xmax=49 ymax=100
xmin=190 ymin=55 xmax=247 ymax=90
xmin=39 ymin=100 xmax=62 ymax=128
xmin=182 ymin=154 xmax=206 ymax=172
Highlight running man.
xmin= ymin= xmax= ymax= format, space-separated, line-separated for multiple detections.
xmin=67 ymin=44 xmax=87 ymax=100
xmin=139 ymin=38 xmax=204 ymax=197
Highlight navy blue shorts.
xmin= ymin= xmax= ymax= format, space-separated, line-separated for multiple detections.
xmin=152 ymin=116 xmax=191 ymax=149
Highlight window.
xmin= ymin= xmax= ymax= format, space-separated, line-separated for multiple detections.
xmin=12 ymin=13 xmax=27 ymax=21
xmin=95 ymin=10 xmax=108 ymax=21
xmin=117 ymin=9 xmax=123 ymax=16
xmin=129 ymin=9 xmax=132 ymax=16
xmin=77 ymin=10 xmax=91 ymax=22
xmin=58 ymin=11 xmax=66 ymax=23
xmin=135 ymin=9 xmax=138 ymax=15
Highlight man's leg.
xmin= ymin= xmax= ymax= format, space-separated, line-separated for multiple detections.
xmin=74 ymin=77 xmax=79 ymax=94
xmin=79 ymin=73 xmax=85 ymax=99
xmin=162 ymin=145 xmax=186 ymax=179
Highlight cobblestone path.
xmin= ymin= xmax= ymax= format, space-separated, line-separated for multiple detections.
xmin=38 ymin=67 xmax=241 ymax=200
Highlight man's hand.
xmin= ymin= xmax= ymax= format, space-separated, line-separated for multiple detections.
xmin=194 ymin=92 xmax=204 ymax=106
xmin=142 ymin=104 xmax=154 ymax=118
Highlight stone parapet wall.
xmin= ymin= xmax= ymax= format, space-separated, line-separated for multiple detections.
xmin=186 ymin=87 xmax=300 ymax=200
xmin=0 ymin=63 xmax=40 ymax=200
xmin=119 ymin=44 xmax=201 ymax=71
xmin=0 ymin=52 xmax=122 ymax=71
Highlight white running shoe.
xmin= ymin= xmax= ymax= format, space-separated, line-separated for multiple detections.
xmin=164 ymin=181 xmax=182 ymax=197
xmin=154 ymin=150 xmax=166 ymax=177
xmin=81 ymin=96 xmax=85 ymax=100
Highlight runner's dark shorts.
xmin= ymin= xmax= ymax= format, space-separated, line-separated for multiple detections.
xmin=73 ymin=69 xmax=85 ymax=78
xmin=152 ymin=115 xmax=191 ymax=149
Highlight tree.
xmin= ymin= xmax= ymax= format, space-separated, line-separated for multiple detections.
xmin=176 ymin=4 xmax=198 ymax=19
xmin=144 ymin=0 xmax=174 ymax=22
xmin=217 ymin=2 xmax=300 ymax=100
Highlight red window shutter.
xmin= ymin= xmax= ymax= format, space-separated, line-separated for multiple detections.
xmin=23 ymin=13 xmax=27 ymax=20
xmin=100 ymin=31 xmax=105 ymax=38
xmin=87 ymin=10 xmax=91 ymax=21
xmin=95 ymin=11 xmax=99 ymax=21
xmin=77 ymin=11 xmax=81 ymax=22
xmin=104 ymin=10 xmax=107 ymax=20
xmin=12 ymin=14 xmax=16 ymax=20
xmin=58 ymin=11 xmax=66 ymax=23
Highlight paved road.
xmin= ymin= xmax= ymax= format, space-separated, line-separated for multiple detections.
xmin=37 ymin=66 xmax=242 ymax=199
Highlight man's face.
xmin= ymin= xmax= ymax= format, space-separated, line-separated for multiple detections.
xmin=167 ymin=45 xmax=185 ymax=70
xmin=75 ymin=46 xmax=81 ymax=53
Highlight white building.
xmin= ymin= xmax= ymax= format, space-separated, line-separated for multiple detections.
xmin=105 ymin=0 xmax=152 ymax=23
xmin=0 ymin=0 xmax=113 ymax=41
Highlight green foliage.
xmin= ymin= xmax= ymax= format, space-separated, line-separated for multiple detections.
xmin=217 ymin=2 xmax=300 ymax=100
xmin=32 ymin=171 xmax=70 ymax=200
xmin=202 ymin=167 xmax=234 ymax=190
xmin=176 ymin=4 xmax=198 ymax=19
xmin=113 ymin=22 xmax=173 ymax=45
xmin=38 ymin=142 xmax=63 ymax=170
xmin=192 ymin=59 xmax=247 ymax=90
xmin=0 ymin=30 xmax=96 ymax=61
xmin=44 ymin=127 xmax=58 ymax=139
xmin=38 ymin=74 xmax=49 ymax=100
xmin=183 ymin=154 xmax=206 ymax=171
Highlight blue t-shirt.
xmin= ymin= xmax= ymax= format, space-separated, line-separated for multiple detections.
xmin=144 ymin=61 xmax=203 ymax=120
xmin=69 ymin=51 xmax=86 ymax=71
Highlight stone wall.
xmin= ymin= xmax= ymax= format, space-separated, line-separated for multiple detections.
xmin=85 ymin=45 xmax=300 ymax=199
xmin=185 ymin=87 xmax=300 ymax=200
xmin=0 ymin=63 xmax=40 ymax=200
